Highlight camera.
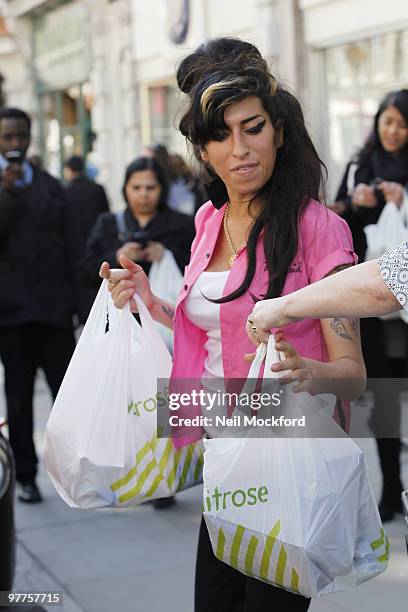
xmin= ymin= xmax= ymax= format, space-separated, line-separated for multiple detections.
xmin=4 ymin=150 xmax=24 ymax=164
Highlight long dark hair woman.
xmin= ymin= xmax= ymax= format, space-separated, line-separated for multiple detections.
xmin=100 ymin=38 xmax=365 ymax=611
xmin=83 ymin=155 xmax=195 ymax=286
xmin=335 ymin=90 xmax=408 ymax=522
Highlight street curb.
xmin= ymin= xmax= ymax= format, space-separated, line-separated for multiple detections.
xmin=13 ymin=538 xmax=86 ymax=612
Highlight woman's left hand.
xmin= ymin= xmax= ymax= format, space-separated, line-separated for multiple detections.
xmin=144 ymin=241 xmax=165 ymax=262
xmin=244 ymin=333 xmax=318 ymax=394
xmin=272 ymin=335 xmax=320 ymax=394
xmin=377 ymin=181 xmax=405 ymax=207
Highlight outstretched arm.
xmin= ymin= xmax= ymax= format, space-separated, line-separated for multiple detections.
xmin=250 ymin=259 xmax=401 ymax=333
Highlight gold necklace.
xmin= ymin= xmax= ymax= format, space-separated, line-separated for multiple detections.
xmin=223 ymin=204 xmax=245 ymax=267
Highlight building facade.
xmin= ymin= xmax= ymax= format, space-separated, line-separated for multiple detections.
xmin=1 ymin=0 xmax=408 ymax=204
xmin=0 ymin=0 xmax=299 ymax=205
xmin=0 ymin=0 xmax=138 ymax=205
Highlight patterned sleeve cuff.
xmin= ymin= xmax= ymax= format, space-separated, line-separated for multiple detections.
xmin=377 ymin=241 xmax=408 ymax=310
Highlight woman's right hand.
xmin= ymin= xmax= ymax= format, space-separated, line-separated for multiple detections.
xmin=99 ymin=254 xmax=154 ymax=311
xmin=352 ymin=183 xmax=377 ymax=208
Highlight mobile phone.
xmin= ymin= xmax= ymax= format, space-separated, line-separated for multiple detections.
xmin=132 ymin=231 xmax=148 ymax=249
xmin=4 ymin=150 xmax=24 ymax=164
xmin=372 ymin=176 xmax=385 ymax=207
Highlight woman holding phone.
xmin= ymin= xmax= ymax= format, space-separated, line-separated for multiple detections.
xmin=83 ymin=155 xmax=194 ymax=287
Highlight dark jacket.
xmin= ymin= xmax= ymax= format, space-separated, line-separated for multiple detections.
xmin=0 ymin=168 xmax=76 ymax=328
xmin=64 ymin=176 xmax=110 ymax=245
xmin=83 ymin=207 xmax=195 ymax=288
xmin=336 ymin=150 xmax=408 ymax=262
xmin=336 ymin=159 xmax=383 ymax=262
xmin=64 ymin=176 xmax=110 ymax=322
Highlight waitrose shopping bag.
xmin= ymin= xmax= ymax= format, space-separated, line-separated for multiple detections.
xmin=203 ymin=337 xmax=388 ymax=598
xmin=43 ymin=280 xmax=203 ymax=509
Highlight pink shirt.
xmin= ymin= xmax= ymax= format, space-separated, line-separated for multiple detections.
xmin=171 ymin=199 xmax=357 ymax=447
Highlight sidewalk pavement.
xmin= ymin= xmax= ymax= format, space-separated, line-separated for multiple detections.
xmin=1 ymin=371 xmax=407 ymax=612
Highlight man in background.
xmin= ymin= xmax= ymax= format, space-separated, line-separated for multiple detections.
xmin=63 ymin=155 xmax=110 ymax=323
xmin=0 ymin=107 xmax=77 ymax=503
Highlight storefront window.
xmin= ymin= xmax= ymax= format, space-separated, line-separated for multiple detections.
xmin=33 ymin=2 xmax=92 ymax=175
xmin=325 ymin=30 xmax=408 ymax=196
xmin=147 ymin=84 xmax=183 ymax=152
xmin=40 ymin=82 xmax=92 ymax=176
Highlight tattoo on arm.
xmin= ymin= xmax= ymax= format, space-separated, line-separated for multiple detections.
xmin=161 ymin=304 xmax=175 ymax=321
xmin=330 ymin=318 xmax=352 ymax=340
xmin=329 ymin=317 xmax=360 ymax=340
xmin=326 ymin=267 xmax=360 ymax=341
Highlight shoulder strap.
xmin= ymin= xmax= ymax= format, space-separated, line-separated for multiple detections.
xmin=115 ymin=211 xmax=127 ymax=241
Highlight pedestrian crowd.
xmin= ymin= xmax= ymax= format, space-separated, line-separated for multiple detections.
xmin=0 ymin=35 xmax=407 ymax=611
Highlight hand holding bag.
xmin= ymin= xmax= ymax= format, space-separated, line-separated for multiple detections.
xmin=43 ymin=280 xmax=202 ymax=509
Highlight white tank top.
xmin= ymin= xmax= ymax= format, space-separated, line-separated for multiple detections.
xmin=183 ymin=269 xmax=229 ymax=378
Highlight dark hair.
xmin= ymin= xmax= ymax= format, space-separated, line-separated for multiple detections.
xmin=169 ymin=153 xmax=193 ymax=181
xmin=177 ymin=37 xmax=326 ymax=302
xmin=146 ymin=143 xmax=178 ymax=182
xmin=150 ymin=143 xmax=170 ymax=166
xmin=65 ymin=155 xmax=84 ymax=172
xmin=0 ymin=107 xmax=31 ymax=130
xmin=122 ymin=156 xmax=169 ymax=212
xmin=358 ymin=89 xmax=408 ymax=163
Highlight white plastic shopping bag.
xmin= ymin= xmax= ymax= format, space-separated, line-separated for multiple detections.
xmin=43 ymin=280 xmax=203 ymax=509
xmin=149 ymin=250 xmax=184 ymax=350
xmin=364 ymin=195 xmax=408 ymax=261
xmin=203 ymin=337 xmax=388 ymax=598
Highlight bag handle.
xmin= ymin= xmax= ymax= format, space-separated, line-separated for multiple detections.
xmin=234 ymin=336 xmax=284 ymax=413
xmin=264 ymin=334 xmax=286 ymax=381
xmin=244 ymin=335 xmax=285 ymax=382
xmin=76 ymin=278 xmax=126 ymax=345
xmin=131 ymin=293 xmax=173 ymax=359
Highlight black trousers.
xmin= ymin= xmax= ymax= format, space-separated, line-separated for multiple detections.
xmin=195 ymin=518 xmax=311 ymax=612
xmin=0 ymin=323 xmax=75 ymax=482
xmin=361 ymin=318 xmax=406 ymax=506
